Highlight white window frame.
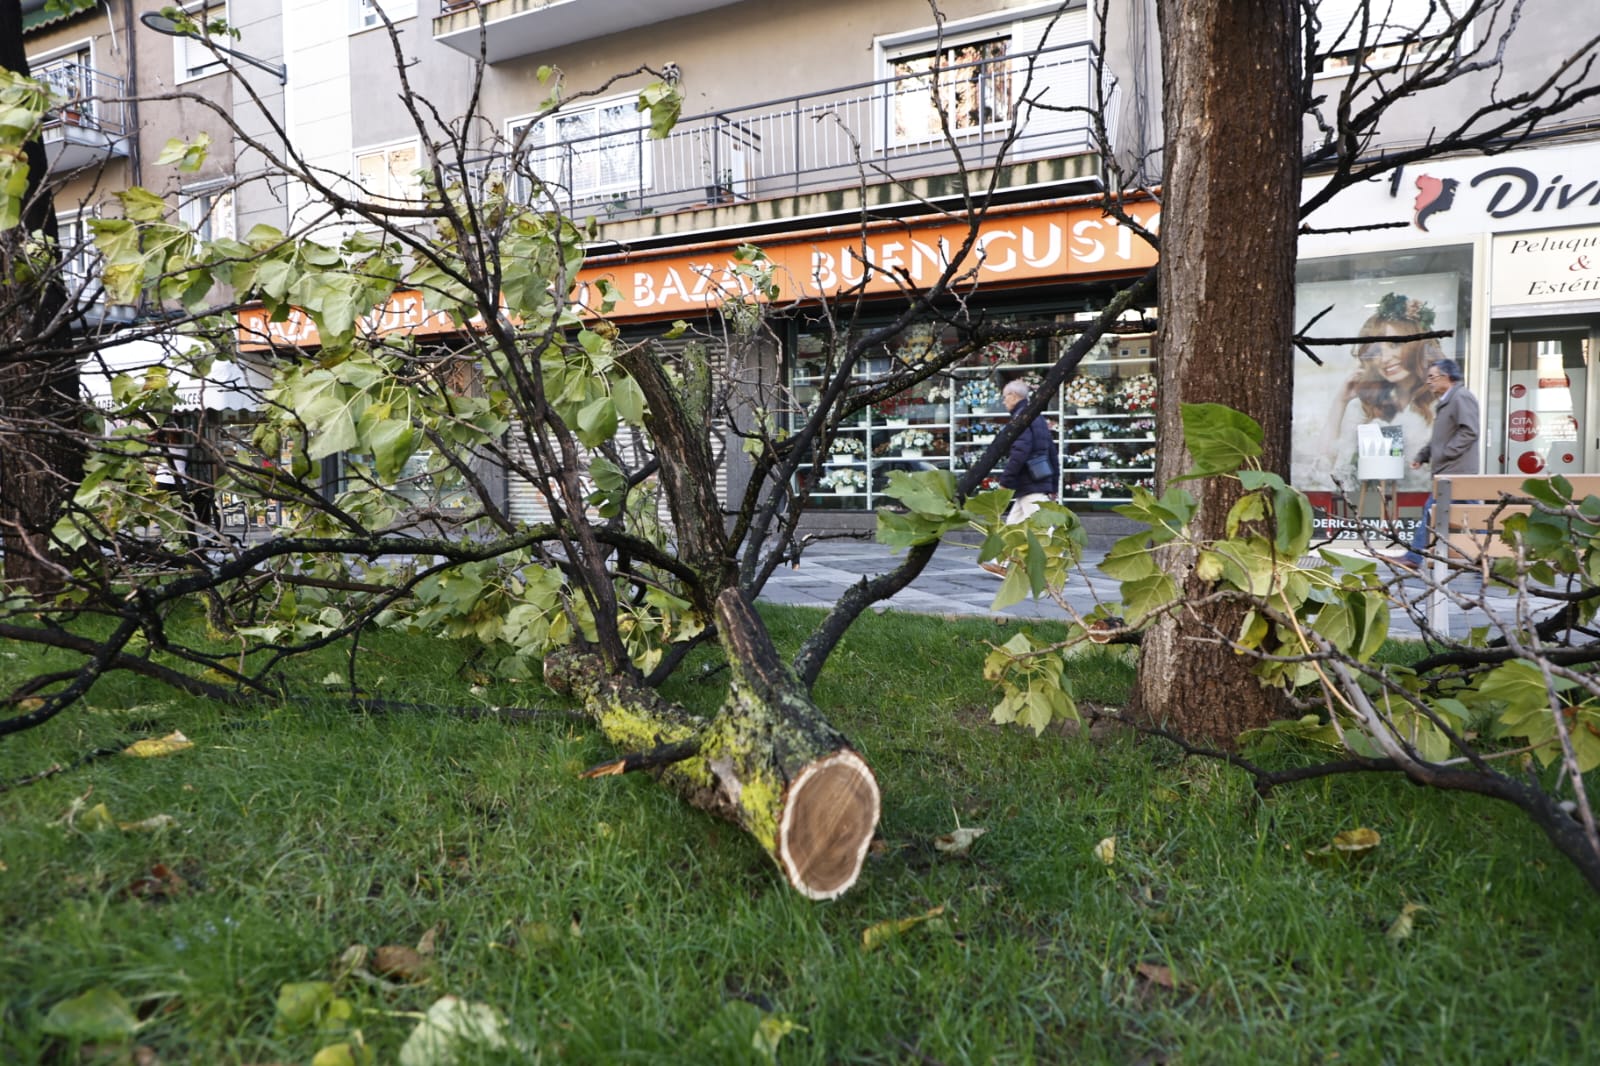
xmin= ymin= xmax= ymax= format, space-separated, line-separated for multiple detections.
xmin=1311 ymin=0 xmax=1472 ymax=79
xmin=352 ymin=0 xmax=417 ymax=34
xmin=353 ymin=138 xmax=424 ymax=206
xmin=508 ymin=94 xmax=650 ymax=204
xmin=179 ymin=182 xmax=237 ymax=243
xmin=174 ymin=2 xmax=231 ymax=84
xmin=55 ymin=209 xmax=100 ymax=300
xmin=32 ymin=39 xmax=98 ymax=129
xmin=884 ymin=29 xmax=1015 ymax=148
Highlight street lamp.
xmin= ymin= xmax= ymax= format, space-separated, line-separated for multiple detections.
xmin=140 ymin=11 xmax=287 ymax=85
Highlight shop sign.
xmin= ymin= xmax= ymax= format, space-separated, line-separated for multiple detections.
xmin=576 ymin=200 xmax=1161 ymax=317
xmin=237 ymin=290 xmax=479 ymax=352
xmin=1490 ymin=225 xmax=1600 ymax=306
xmin=1300 ymin=141 xmax=1600 ymax=249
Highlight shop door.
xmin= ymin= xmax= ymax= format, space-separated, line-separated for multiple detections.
xmin=1486 ymin=324 xmax=1593 ymax=477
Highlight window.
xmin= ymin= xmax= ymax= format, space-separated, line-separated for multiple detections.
xmin=354 ymin=141 xmax=423 ymax=205
xmin=180 ymin=184 xmax=236 ymax=243
xmin=35 ymin=49 xmax=97 ymax=128
xmin=56 ymin=212 xmax=99 ymax=299
xmin=889 ymin=35 xmax=1012 ymax=145
xmin=1312 ymin=0 xmax=1462 ymax=75
xmin=353 ymin=0 xmax=417 ymax=32
xmin=175 ymin=4 xmax=229 ymax=82
xmin=511 ymin=97 xmax=647 ymax=203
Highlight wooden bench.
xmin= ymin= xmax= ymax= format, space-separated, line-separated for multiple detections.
xmin=1423 ymin=473 xmax=1600 ymax=632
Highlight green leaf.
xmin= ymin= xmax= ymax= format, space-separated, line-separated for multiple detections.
xmin=1177 ymin=403 xmax=1263 ymax=477
xmin=612 ymin=374 xmax=647 ymax=425
xmin=1099 ymin=534 xmax=1158 ymax=581
xmin=398 ymin=996 xmax=513 ymax=1066
xmin=42 ymin=986 xmax=140 ymax=1043
xmin=635 ymin=82 xmax=683 ymax=139
xmin=1122 ymin=572 xmax=1179 ymax=624
xmin=275 ymin=982 xmax=335 ymax=1034
xmin=155 ymin=132 xmax=211 ymax=172
xmin=575 ymin=396 xmax=618 ymax=447
xmin=117 ymin=186 xmax=170 ymax=222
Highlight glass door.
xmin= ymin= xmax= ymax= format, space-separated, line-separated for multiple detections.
xmin=1486 ymin=324 xmax=1592 ymax=477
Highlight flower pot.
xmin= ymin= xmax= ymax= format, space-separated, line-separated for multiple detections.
xmin=1089 ymin=431 xmax=1105 ymax=440
xmin=887 ymin=418 xmax=908 ymax=428
xmin=931 ymin=403 xmax=949 ymax=422
xmin=900 ymin=449 xmax=923 ymax=459
xmin=1076 ymin=406 xmax=1102 ymax=416
xmin=829 ymin=455 xmax=853 ymax=466
xmin=1086 ymin=491 xmax=1103 ymax=500
xmin=1087 ymin=461 xmax=1103 ymax=470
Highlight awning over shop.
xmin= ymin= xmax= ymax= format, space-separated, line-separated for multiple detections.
xmin=80 ymin=334 xmax=271 ymax=412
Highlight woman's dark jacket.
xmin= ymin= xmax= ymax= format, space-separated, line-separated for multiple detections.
xmin=998 ymin=409 xmax=1058 ymax=496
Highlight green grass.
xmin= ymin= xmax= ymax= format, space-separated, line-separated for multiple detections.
xmin=2 ymin=609 xmax=1596 ymax=1064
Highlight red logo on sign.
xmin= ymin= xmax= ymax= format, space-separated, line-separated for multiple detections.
xmin=1508 ymin=409 xmax=1540 ymax=442
xmin=1518 ymin=451 xmax=1546 ymax=474
xmin=1510 ymin=383 xmax=1528 ymax=398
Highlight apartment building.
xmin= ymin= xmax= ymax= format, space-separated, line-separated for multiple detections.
xmin=22 ymin=1 xmax=1600 ymax=534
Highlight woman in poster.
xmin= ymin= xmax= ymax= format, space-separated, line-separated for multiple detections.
xmin=1318 ymin=293 xmax=1442 ymax=491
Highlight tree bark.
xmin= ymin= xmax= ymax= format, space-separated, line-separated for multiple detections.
xmin=545 ymin=590 xmax=881 ymax=900
xmin=1 ymin=0 xmax=81 ymax=597
xmin=1135 ymin=0 xmax=1301 ymax=746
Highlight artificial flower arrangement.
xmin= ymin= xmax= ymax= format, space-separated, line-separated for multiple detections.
xmin=828 ymin=436 xmax=864 ymax=458
xmin=1126 ymin=417 xmax=1156 ymax=439
xmin=1066 ymin=444 xmax=1120 ymax=468
xmin=924 ymin=381 xmax=955 ymax=404
xmin=1131 ymin=446 xmax=1157 ymax=467
xmin=1116 ymin=373 xmax=1157 ymax=412
xmin=872 ymin=392 xmax=917 ymax=422
xmin=1063 ymin=375 xmax=1108 ymax=410
xmin=819 ymin=467 xmax=867 ymax=492
xmin=978 ymin=339 xmax=1031 ymax=364
xmin=1075 ymin=476 xmax=1120 ymax=497
xmin=1076 ymin=419 xmax=1115 ymax=440
xmin=957 ymin=379 xmax=1000 ymax=410
xmin=890 ymin=429 xmax=935 ymax=452
xmin=1129 ymin=476 xmax=1156 ymax=491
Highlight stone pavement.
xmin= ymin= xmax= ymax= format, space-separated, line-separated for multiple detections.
xmin=754 ymin=536 xmax=1525 ymax=640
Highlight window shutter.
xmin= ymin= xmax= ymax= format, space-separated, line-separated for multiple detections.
xmin=1009 ymin=8 xmax=1092 ymax=152
xmin=1313 ymin=0 xmax=1456 ymax=52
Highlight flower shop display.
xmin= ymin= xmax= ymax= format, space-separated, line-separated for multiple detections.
xmin=1063 ymin=375 xmax=1108 ymax=413
xmin=872 ymin=393 xmax=916 ymax=425
xmin=819 ymin=467 xmax=867 ymax=493
xmin=957 ymin=378 xmax=1000 ymax=411
xmin=1065 ymin=444 xmax=1119 ymax=470
xmin=828 ymin=436 xmax=864 ymax=462
xmin=1076 ymin=419 xmax=1115 ymax=440
xmin=1075 ymin=476 xmax=1119 ymax=499
xmin=977 ymin=339 xmax=1031 ymax=364
xmin=1130 ymin=446 xmax=1157 ymax=468
xmin=1126 ymin=417 xmax=1156 ymax=439
xmin=1115 ymin=373 xmax=1157 ymax=413
xmin=890 ymin=428 xmax=934 ymax=457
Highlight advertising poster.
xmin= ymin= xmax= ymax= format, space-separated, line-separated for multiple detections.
xmin=1504 ymin=366 xmax=1586 ymax=478
xmin=1291 ymin=271 xmax=1463 ymax=536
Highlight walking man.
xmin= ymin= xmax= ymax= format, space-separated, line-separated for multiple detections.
xmin=1400 ymin=357 xmax=1478 ymax=569
xmin=979 ymin=379 xmax=1058 ymax=577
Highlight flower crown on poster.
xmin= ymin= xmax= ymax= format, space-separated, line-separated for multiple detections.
xmin=890 ymin=429 xmax=934 ymax=450
xmin=1376 ymin=291 xmax=1437 ymax=331
xmin=1064 ymin=376 xmax=1108 ymax=408
xmin=1116 ymin=374 xmax=1157 ymax=412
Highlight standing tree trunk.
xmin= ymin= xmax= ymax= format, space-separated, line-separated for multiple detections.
xmin=0 ymin=0 xmax=81 ymax=597
xmin=1134 ymin=0 xmax=1301 ymax=745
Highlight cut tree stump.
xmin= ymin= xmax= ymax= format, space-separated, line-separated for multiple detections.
xmin=544 ymin=589 xmax=881 ymax=900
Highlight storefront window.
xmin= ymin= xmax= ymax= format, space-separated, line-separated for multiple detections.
xmin=788 ymin=307 xmax=1158 ymax=510
xmin=1292 ymin=244 xmax=1473 ymax=537
xmin=1486 ymin=326 xmax=1590 ymax=478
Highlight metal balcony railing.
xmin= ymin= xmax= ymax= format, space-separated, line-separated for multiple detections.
xmin=35 ymin=59 xmax=128 ymax=138
xmin=477 ymin=41 xmax=1102 ymax=221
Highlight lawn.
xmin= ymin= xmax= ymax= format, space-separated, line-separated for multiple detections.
xmin=2 ymin=606 xmax=1595 ymax=1064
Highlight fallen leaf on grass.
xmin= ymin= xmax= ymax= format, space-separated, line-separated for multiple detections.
xmin=123 ymin=731 xmax=192 ymax=758
xmin=125 ymin=863 xmax=187 ymax=901
xmin=1305 ymin=827 xmax=1382 ymax=864
xmin=41 ymin=985 xmax=141 ymax=1043
xmin=861 ymin=905 xmax=947 ymax=951
xmin=78 ymin=802 xmax=116 ymax=832
xmin=416 ymin=923 xmax=441 ymax=957
xmin=1386 ymin=902 xmax=1429 ymax=944
xmin=933 ymin=827 xmax=987 ymax=856
xmin=333 ymin=944 xmax=369 ymax=982
xmin=373 ymin=945 xmax=430 ymax=982
xmin=1092 ymin=836 xmax=1117 ymax=866
xmin=1135 ymin=962 xmax=1176 ymax=989
xmin=398 ymin=995 xmax=515 ymax=1066
xmin=118 ymin=814 xmax=178 ymax=833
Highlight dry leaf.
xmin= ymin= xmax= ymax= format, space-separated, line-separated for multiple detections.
xmin=1305 ymin=826 xmax=1382 ymax=863
xmin=417 ymin=924 xmax=441 ymax=956
xmin=1092 ymin=836 xmax=1117 ymax=866
xmin=333 ymin=944 xmax=369 ymax=981
xmin=1135 ymin=962 xmax=1176 ymax=989
xmin=125 ymin=863 xmax=187 ymax=901
xmin=123 ymin=732 xmax=193 ymax=758
xmin=1386 ymin=902 xmax=1428 ymax=944
xmin=933 ymin=826 xmax=987 ymax=856
xmin=373 ymin=945 xmax=430 ymax=982
xmin=118 ymin=814 xmax=177 ymax=833
xmin=861 ymin=905 xmax=946 ymax=951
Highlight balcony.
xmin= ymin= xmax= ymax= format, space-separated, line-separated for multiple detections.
xmin=36 ymin=60 xmax=130 ymax=175
xmin=433 ymin=0 xmax=746 ymax=63
xmin=476 ymin=42 xmax=1103 ymax=231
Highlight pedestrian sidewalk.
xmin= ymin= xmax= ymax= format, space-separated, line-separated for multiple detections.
xmin=754 ymin=537 xmax=1525 ymax=640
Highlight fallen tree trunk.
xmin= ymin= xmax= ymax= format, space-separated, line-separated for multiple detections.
xmin=544 ymin=589 xmax=880 ymax=900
